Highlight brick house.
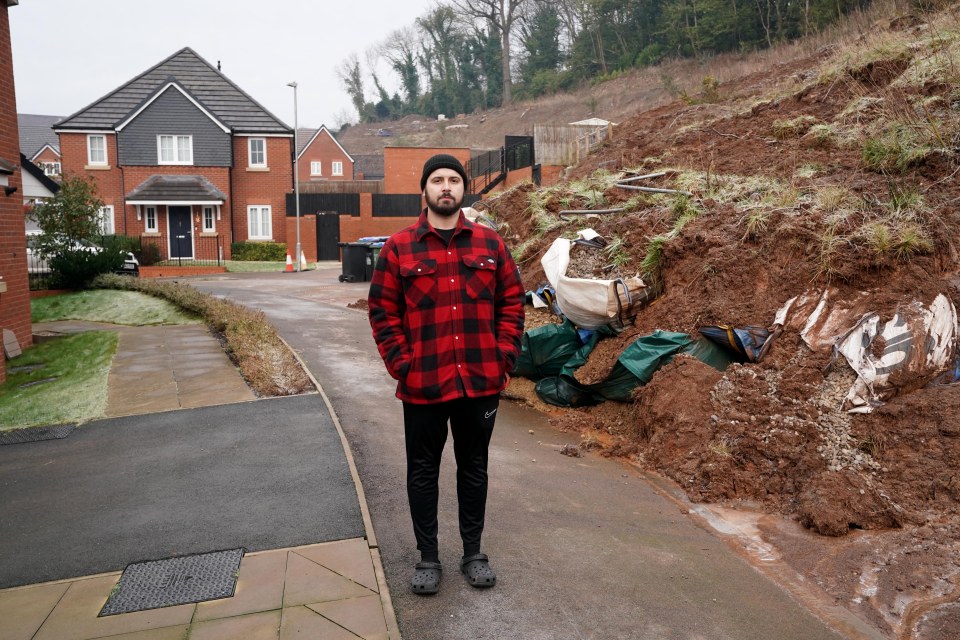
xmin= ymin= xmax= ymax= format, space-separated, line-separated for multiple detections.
xmin=296 ymin=126 xmax=354 ymax=182
xmin=1 ymin=0 xmax=32 ymax=383
xmin=19 ymin=113 xmax=62 ymax=179
xmin=55 ymin=47 xmax=292 ymax=262
xmin=21 ymin=153 xmax=60 ymax=233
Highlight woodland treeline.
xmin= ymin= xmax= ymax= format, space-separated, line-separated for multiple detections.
xmin=337 ymin=0 xmax=873 ymax=123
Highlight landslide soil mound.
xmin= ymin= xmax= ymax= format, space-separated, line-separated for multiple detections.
xmin=487 ymin=9 xmax=960 ymax=639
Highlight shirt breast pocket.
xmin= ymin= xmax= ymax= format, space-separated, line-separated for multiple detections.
xmin=400 ymin=259 xmax=438 ymax=307
xmin=462 ymin=254 xmax=497 ymax=300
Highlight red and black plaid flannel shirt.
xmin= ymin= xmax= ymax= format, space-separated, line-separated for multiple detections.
xmin=368 ymin=210 xmax=525 ymax=404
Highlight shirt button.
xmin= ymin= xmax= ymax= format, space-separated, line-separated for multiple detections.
xmin=453 ymin=306 xmax=457 ymax=311
xmin=450 ymin=278 xmax=455 ymax=283
xmin=455 ymin=336 xmax=459 ymax=340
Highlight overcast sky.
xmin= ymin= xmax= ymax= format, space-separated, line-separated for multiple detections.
xmin=10 ymin=0 xmax=437 ymax=129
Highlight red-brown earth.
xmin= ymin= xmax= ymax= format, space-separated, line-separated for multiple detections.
xmin=486 ymin=10 xmax=960 ymax=639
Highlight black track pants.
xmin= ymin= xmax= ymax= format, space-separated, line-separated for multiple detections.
xmin=402 ymin=395 xmax=499 ymax=559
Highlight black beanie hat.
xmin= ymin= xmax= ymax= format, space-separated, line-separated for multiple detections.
xmin=420 ymin=154 xmax=468 ymax=191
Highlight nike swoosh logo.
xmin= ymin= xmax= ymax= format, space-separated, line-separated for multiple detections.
xmin=484 ymin=410 xmax=497 ymax=419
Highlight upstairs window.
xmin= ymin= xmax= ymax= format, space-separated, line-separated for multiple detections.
xmin=310 ymin=161 xmax=321 ymax=176
xmin=158 ymin=135 xmax=193 ymax=165
xmin=145 ymin=206 xmax=158 ymax=232
xmin=248 ymin=138 xmax=266 ymax=167
xmin=41 ymin=161 xmax=61 ymax=176
xmin=332 ymin=161 xmax=344 ymax=176
xmin=87 ymin=135 xmax=107 ymax=165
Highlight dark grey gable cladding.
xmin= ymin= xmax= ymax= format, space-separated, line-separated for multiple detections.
xmin=118 ymin=83 xmax=231 ymax=167
xmin=56 ymin=48 xmax=290 ymax=134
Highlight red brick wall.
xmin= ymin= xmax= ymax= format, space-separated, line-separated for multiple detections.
xmin=0 ymin=5 xmax=32 ymax=382
xmin=232 ymin=136 xmax=292 ymax=246
xmin=139 ymin=265 xmax=226 ymax=278
xmin=284 ymin=214 xmax=316 ymax=262
xmin=383 ymin=147 xmax=470 ymax=194
xmin=59 ymin=132 xmax=125 ymax=216
xmin=487 ymin=164 xmax=564 ymax=194
xmin=339 ymin=193 xmax=418 ymax=244
xmin=298 ymin=130 xmax=353 ymax=182
xmin=33 ymin=146 xmax=60 ymax=165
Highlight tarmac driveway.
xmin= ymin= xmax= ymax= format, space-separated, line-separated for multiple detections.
xmin=0 ymin=394 xmax=363 ymax=589
xmin=190 ymin=268 xmax=859 ymax=640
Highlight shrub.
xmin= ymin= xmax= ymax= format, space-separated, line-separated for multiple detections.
xmin=230 ymin=241 xmax=288 ymax=261
xmin=49 ymin=248 xmax=124 ymax=289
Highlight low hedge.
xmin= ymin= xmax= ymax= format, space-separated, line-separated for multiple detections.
xmin=231 ymin=241 xmax=287 ymax=261
xmin=92 ymin=273 xmax=313 ymax=397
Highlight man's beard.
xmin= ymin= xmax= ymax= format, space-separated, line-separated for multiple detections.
xmin=426 ymin=191 xmax=463 ymax=217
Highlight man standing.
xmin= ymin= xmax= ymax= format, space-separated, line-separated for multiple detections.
xmin=367 ymin=154 xmax=525 ymax=595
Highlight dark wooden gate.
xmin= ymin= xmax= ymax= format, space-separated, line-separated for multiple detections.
xmin=316 ymin=212 xmax=340 ymax=261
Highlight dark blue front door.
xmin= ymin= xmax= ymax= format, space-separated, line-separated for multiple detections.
xmin=168 ymin=206 xmax=193 ymax=259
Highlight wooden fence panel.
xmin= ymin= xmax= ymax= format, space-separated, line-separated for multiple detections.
xmin=533 ymin=124 xmax=614 ymax=167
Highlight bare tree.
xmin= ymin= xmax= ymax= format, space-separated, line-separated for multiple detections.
xmin=448 ymin=0 xmax=529 ymax=106
xmin=336 ymin=53 xmax=368 ymax=119
xmin=377 ymin=27 xmax=423 ymax=104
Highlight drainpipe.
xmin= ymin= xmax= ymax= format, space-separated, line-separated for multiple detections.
xmin=229 ymin=132 xmax=235 ymax=251
xmin=117 ymin=132 xmax=127 ymax=235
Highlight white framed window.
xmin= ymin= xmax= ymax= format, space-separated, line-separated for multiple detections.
xmin=98 ymin=205 xmax=115 ymax=235
xmin=310 ymin=161 xmax=322 ymax=176
xmin=248 ymin=138 xmax=266 ymax=167
xmin=87 ymin=135 xmax=107 ymax=165
xmin=41 ymin=162 xmax=61 ymax=176
xmin=247 ymin=205 xmax=272 ymax=240
xmin=144 ymin=206 xmax=158 ymax=232
xmin=158 ymin=135 xmax=193 ymax=165
xmin=331 ymin=161 xmax=344 ymax=176
xmin=202 ymin=206 xmax=216 ymax=232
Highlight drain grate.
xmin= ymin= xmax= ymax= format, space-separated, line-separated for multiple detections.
xmin=99 ymin=548 xmax=244 ymax=616
xmin=0 ymin=423 xmax=76 ymax=445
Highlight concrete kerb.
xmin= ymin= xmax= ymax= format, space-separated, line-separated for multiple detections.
xmin=277 ymin=334 xmax=402 ymax=640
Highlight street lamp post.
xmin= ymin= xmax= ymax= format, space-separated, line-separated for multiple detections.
xmin=287 ymin=81 xmax=301 ymax=272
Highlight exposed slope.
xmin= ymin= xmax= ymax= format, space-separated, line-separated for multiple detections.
xmin=487 ymin=9 xmax=960 ymax=639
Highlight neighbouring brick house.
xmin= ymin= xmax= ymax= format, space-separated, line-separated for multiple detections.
xmin=18 ymin=113 xmax=62 ymax=179
xmin=296 ymin=126 xmax=354 ymax=182
xmin=55 ymin=47 xmax=292 ymax=263
xmin=21 ymin=153 xmax=60 ymax=233
xmin=1 ymin=0 xmax=32 ymax=383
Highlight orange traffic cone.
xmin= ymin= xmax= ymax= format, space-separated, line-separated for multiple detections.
xmin=284 ymin=254 xmax=294 ymax=272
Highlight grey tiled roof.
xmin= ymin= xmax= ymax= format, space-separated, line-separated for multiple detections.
xmin=353 ymin=154 xmax=384 ymax=179
xmin=295 ymin=128 xmax=317 ymax=157
xmin=56 ymin=48 xmax=290 ymax=134
xmin=126 ymin=175 xmax=227 ymax=202
xmin=18 ymin=114 xmax=62 ymax=158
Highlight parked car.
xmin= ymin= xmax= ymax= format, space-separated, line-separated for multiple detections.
xmin=376 ymin=128 xmax=393 ymax=137
xmin=26 ymin=232 xmax=139 ymax=276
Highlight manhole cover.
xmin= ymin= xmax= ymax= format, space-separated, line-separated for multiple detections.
xmin=0 ymin=423 xmax=76 ymax=445
xmin=99 ymin=548 xmax=244 ymax=616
